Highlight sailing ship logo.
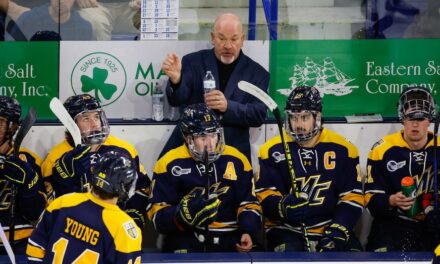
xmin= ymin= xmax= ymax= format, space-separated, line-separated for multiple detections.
xmin=278 ymin=57 xmax=359 ymax=97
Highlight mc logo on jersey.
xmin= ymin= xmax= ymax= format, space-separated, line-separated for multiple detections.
xmin=70 ymin=52 xmax=127 ymax=106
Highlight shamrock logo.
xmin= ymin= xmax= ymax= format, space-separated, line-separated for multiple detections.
xmin=80 ymin=67 xmax=117 ymax=102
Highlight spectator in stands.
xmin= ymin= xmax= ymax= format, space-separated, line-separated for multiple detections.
xmin=27 ymin=152 xmax=142 ymax=263
xmin=8 ymin=0 xmax=93 ymax=40
xmin=0 ymin=96 xmax=46 ymax=254
xmin=256 ymin=86 xmax=364 ymax=252
xmin=404 ymin=0 xmax=440 ymax=38
xmin=0 ymin=0 xmax=7 ymax=40
xmin=41 ymin=94 xmax=150 ymax=231
xmin=160 ymin=12 xmax=269 ymax=161
xmin=132 ymin=8 xmax=140 ymax=40
xmin=365 ymin=86 xmax=439 ymax=252
xmin=76 ymin=0 xmax=140 ymax=40
xmin=0 ymin=0 xmax=29 ymax=40
xmin=147 ymin=103 xmax=262 ymax=253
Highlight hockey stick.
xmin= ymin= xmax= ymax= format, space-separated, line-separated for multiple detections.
xmin=13 ymin=108 xmax=37 ymax=156
xmin=434 ymin=111 xmax=439 ymax=209
xmin=9 ymin=107 xmax=37 ymax=257
xmin=49 ymin=97 xmax=82 ymax=146
xmin=237 ymin=81 xmax=311 ymax=252
xmin=202 ymin=146 xmax=210 ymax=252
xmin=49 ymin=98 xmax=90 ymax=191
xmin=0 ymin=223 xmax=16 ymax=264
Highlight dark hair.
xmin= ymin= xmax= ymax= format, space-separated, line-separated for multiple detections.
xmin=92 ymin=186 xmax=118 ymax=200
xmin=30 ymin=30 xmax=62 ymax=41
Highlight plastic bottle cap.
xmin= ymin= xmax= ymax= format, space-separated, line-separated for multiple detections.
xmin=401 ymin=176 xmax=414 ymax=186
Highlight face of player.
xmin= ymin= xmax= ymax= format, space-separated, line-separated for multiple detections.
xmin=0 ymin=117 xmax=7 ymax=145
xmin=193 ymin=132 xmax=219 ymax=154
xmin=289 ymin=111 xmax=316 ymax=139
xmin=76 ymin=111 xmax=102 ymax=137
xmin=211 ymin=15 xmax=244 ymax=64
xmin=403 ymin=117 xmax=430 ymax=146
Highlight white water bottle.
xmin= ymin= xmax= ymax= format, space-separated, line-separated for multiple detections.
xmin=203 ymin=71 xmax=216 ymax=94
xmin=152 ymin=82 xmax=164 ymax=121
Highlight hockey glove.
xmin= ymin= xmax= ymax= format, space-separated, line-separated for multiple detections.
xmin=317 ymin=223 xmax=350 ymax=252
xmin=0 ymin=155 xmax=40 ymax=197
xmin=278 ymin=193 xmax=310 ymax=225
xmin=175 ymin=188 xmax=221 ymax=230
xmin=53 ymin=146 xmax=91 ymax=178
xmin=125 ymin=208 xmax=146 ymax=230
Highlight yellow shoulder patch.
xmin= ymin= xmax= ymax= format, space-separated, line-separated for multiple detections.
xmin=104 ymin=135 xmax=138 ymax=158
xmin=259 ymin=135 xmax=281 ymax=160
xmin=222 ymin=145 xmax=252 ymax=171
xmin=320 ymin=128 xmax=359 ymax=158
xmin=41 ymin=140 xmax=73 ymax=177
xmin=102 ymin=210 xmax=142 ymax=253
xmin=47 ymin=193 xmax=89 ymax=213
xmin=154 ymin=145 xmax=190 ymax=174
xmin=368 ymin=131 xmax=405 ymax=161
xmin=20 ymin=147 xmax=43 ymax=166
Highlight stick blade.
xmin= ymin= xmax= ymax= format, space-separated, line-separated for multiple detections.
xmin=49 ymin=97 xmax=82 ymax=146
xmin=237 ymin=81 xmax=278 ymax=111
xmin=13 ymin=107 xmax=37 ymax=155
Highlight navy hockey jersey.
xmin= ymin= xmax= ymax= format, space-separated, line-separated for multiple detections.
xmin=26 ymin=192 xmax=142 ymax=263
xmin=365 ymin=130 xmax=438 ymax=221
xmin=147 ymin=144 xmax=262 ymax=236
xmin=256 ymin=128 xmax=364 ymax=238
xmin=0 ymin=147 xmax=46 ymax=249
xmin=40 ymin=135 xmax=150 ymax=227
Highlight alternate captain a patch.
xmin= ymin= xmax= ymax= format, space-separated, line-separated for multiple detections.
xmin=123 ymin=221 xmax=138 ymax=239
xmin=223 ymin=162 xmax=237 ymax=181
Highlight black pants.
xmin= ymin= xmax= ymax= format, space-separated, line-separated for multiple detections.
xmin=266 ymin=228 xmax=363 ymax=252
xmin=367 ymin=217 xmax=436 ymax=252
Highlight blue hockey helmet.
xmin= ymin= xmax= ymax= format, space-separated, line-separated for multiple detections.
xmin=0 ymin=96 xmax=21 ymax=144
xmin=63 ymin=94 xmax=109 ymax=145
xmin=284 ymin=86 xmax=322 ymax=143
xmin=91 ymin=151 xmax=136 ymax=201
xmin=0 ymin=96 xmax=21 ymax=124
xmin=285 ymin=86 xmax=322 ymax=113
xmin=180 ymin=103 xmax=224 ymax=163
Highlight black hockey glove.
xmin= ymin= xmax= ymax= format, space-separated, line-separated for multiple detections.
xmin=278 ymin=193 xmax=310 ymax=225
xmin=317 ymin=223 xmax=350 ymax=252
xmin=175 ymin=188 xmax=220 ymax=230
xmin=53 ymin=146 xmax=91 ymax=179
xmin=0 ymin=155 xmax=40 ymax=197
xmin=125 ymin=208 xmax=146 ymax=230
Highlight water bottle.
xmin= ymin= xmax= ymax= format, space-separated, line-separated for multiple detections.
xmin=203 ymin=71 xmax=216 ymax=94
xmin=401 ymin=176 xmax=420 ymax=217
xmin=152 ymin=82 xmax=164 ymax=122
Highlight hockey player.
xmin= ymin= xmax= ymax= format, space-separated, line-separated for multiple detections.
xmin=41 ymin=94 xmax=150 ymax=230
xmin=365 ymin=86 xmax=439 ymax=252
xmin=0 ymin=96 xmax=46 ymax=254
xmin=26 ymin=151 xmax=142 ymax=263
xmin=147 ymin=103 xmax=262 ymax=253
xmin=256 ymin=86 xmax=364 ymax=252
